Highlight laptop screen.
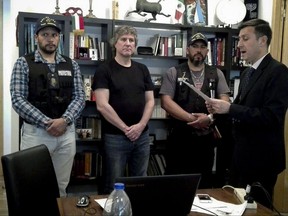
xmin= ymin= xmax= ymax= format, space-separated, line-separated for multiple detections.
xmin=116 ymin=174 xmax=201 ymax=216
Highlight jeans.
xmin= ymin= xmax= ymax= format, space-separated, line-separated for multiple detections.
xmin=103 ymin=130 xmax=150 ymax=193
xmin=21 ymin=122 xmax=76 ymax=197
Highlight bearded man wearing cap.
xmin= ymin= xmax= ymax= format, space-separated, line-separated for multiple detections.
xmin=10 ymin=16 xmax=85 ymax=196
xmin=159 ymin=33 xmax=230 ymax=188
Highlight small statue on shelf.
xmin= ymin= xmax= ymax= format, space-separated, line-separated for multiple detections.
xmin=76 ymin=129 xmax=92 ymax=139
xmin=126 ymin=0 xmax=170 ymax=22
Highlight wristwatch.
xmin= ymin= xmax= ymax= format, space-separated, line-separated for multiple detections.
xmin=207 ymin=114 xmax=214 ymax=125
xmin=62 ymin=116 xmax=72 ymax=126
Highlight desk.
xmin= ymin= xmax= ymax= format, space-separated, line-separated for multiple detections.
xmin=57 ymin=188 xmax=274 ymax=216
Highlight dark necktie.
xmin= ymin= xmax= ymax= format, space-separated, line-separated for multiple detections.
xmin=241 ymin=67 xmax=255 ymax=97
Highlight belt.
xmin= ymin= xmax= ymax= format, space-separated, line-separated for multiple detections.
xmin=23 ymin=119 xmax=33 ymax=125
xmin=23 ymin=120 xmax=40 ymax=128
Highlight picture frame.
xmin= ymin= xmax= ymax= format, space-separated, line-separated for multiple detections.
xmin=76 ymin=128 xmax=93 ymax=139
xmin=149 ymin=134 xmax=156 ymax=145
xmin=78 ymin=47 xmax=90 ymax=60
xmin=184 ymin=0 xmax=208 ymax=26
xmin=151 ymin=74 xmax=162 ymax=86
xmin=243 ymin=0 xmax=258 ymax=21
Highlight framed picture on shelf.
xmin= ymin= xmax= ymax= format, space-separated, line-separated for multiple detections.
xmin=243 ymin=0 xmax=258 ymax=21
xmin=151 ymin=74 xmax=162 ymax=86
xmin=78 ymin=47 xmax=90 ymax=60
xmin=149 ymin=134 xmax=156 ymax=145
xmin=184 ymin=0 xmax=208 ymax=26
xmin=76 ymin=128 xmax=93 ymax=139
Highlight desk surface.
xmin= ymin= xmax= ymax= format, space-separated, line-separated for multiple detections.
xmin=57 ymin=188 xmax=274 ymax=216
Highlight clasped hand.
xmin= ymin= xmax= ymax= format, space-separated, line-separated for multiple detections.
xmin=188 ymin=113 xmax=210 ymax=129
xmin=124 ymin=123 xmax=144 ymax=142
xmin=45 ymin=118 xmax=67 ymax=137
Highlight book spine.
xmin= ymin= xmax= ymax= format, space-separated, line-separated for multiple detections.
xmin=69 ymin=32 xmax=75 ymax=59
xmin=207 ymin=41 xmax=212 ymax=66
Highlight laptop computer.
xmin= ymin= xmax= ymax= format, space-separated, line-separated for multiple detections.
xmin=116 ymin=174 xmax=201 ymax=216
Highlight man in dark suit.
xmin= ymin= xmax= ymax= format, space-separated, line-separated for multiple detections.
xmin=206 ymin=19 xmax=288 ymax=209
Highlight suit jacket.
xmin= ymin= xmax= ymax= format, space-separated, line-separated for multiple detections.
xmin=230 ymin=54 xmax=288 ymax=175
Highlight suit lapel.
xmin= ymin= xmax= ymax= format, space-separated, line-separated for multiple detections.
xmin=239 ymin=54 xmax=272 ymax=102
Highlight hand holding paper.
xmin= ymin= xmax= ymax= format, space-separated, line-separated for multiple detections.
xmin=179 ymin=78 xmax=211 ymax=101
xmin=206 ymin=98 xmax=231 ymax=114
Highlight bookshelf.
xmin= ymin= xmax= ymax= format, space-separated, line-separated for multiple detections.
xmin=190 ymin=26 xmax=241 ymax=80
xmin=17 ymin=11 xmax=244 ymax=189
xmin=70 ymin=17 xmax=111 ymax=187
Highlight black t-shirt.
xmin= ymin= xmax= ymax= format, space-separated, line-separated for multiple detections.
xmin=92 ymin=59 xmax=154 ymax=134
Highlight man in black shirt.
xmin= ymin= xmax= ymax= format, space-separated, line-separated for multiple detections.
xmin=92 ymin=25 xmax=155 ymax=193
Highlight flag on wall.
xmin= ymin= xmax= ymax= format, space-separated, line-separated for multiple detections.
xmin=175 ymin=0 xmax=185 ymax=21
xmin=63 ymin=7 xmax=85 ymax=35
xmin=194 ymin=0 xmax=205 ymax=24
xmin=72 ymin=13 xmax=84 ymax=35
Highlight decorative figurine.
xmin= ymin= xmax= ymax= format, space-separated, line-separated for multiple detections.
xmin=53 ymin=0 xmax=62 ymax=15
xmin=126 ymin=0 xmax=171 ymax=22
xmin=86 ymin=0 xmax=96 ymax=18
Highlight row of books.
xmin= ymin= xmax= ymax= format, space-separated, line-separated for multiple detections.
xmin=231 ymin=36 xmax=240 ymax=66
xmin=149 ymin=33 xmax=229 ymax=69
xmin=206 ymin=37 xmax=226 ymax=67
xmin=72 ymin=151 xmax=166 ymax=180
xmin=231 ymin=36 xmax=250 ymax=67
xmin=71 ymin=151 xmax=103 ymax=180
xmin=69 ymin=33 xmax=106 ymax=61
xmin=149 ymin=32 xmax=187 ymax=57
xmin=151 ymin=98 xmax=167 ymax=119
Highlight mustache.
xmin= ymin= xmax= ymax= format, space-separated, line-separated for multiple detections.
xmin=193 ymin=52 xmax=204 ymax=59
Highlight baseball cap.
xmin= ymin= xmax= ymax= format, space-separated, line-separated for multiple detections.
xmin=188 ymin=33 xmax=208 ymax=46
xmin=35 ymin=16 xmax=61 ymax=34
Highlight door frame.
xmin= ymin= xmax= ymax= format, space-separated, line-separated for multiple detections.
xmin=271 ymin=0 xmax=288 ymax=212
xmin=270 ymin=0 xmax=288 ymax=66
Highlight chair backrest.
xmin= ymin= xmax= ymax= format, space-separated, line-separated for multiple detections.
xmin=1 ymin=144 xmax=60 ymax=216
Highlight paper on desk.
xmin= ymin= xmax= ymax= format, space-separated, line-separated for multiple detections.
xmin=95 ymin=198 xmax=107 ymax=208
xmin=191 ymin=196 xmax=247 ymax=216
xmin=182 ymin=80 xmax=211 ymax=101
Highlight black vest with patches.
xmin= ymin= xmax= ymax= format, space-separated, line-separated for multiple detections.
xmin=172 ymin=62 xmax=218 ymax=130
xmin=25 ymin=53 xmax=74 ymax=118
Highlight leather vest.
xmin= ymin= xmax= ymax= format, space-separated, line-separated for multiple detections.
xmin=175 ymin=62 xmax=218 ymax=113
xmin=170 ymin=62 xmax=218 ymax=133
xmin=25 ymin=53 xmax=74 ymax=118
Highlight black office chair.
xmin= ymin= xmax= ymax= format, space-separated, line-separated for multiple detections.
xmin=1 ymin=144 xmax=60 ymax=216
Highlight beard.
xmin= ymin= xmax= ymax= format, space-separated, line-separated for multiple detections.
xmin=38 ymin=43 xmax=57 ymax=55
xmin=189 ymin=53 xmax=205 ymax=67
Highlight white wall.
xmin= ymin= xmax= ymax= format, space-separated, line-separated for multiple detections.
xmin=2 ymin=0 xmax=273 ymax=154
